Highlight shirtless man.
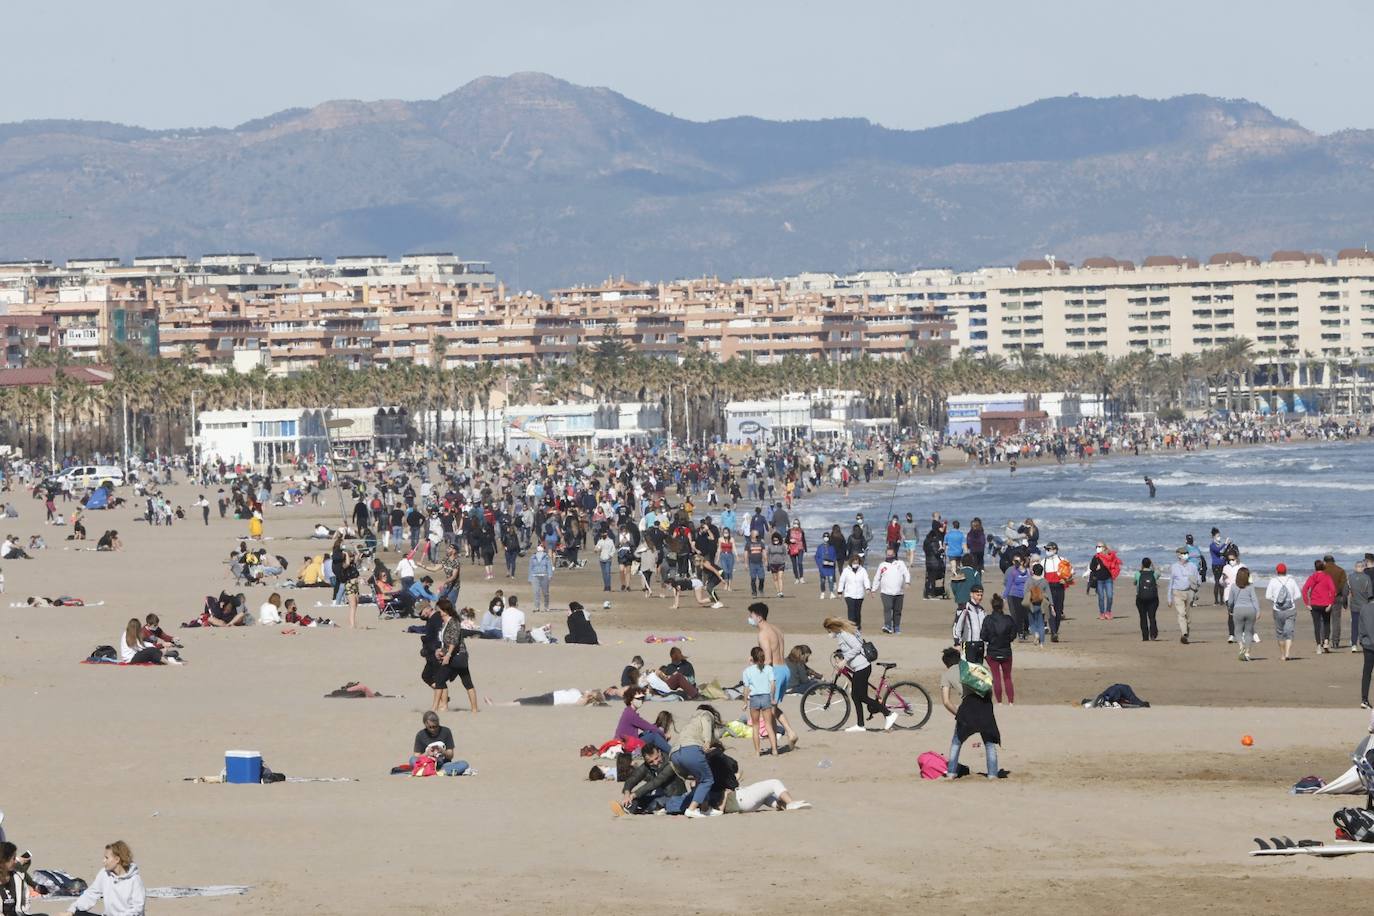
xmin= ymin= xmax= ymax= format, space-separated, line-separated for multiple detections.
xmin=748 ymin=602 xmax=798 ymax=749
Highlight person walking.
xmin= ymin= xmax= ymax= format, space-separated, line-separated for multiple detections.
xmin=1350 ymin=559 xmax=1373 ymax=658
xmin=871 ymin=546 xmax=911 ymax=635
xmin=1302 ymin=559 xmax=1337 ymax=655
xmin=745 ymin=532 xmax=766 ymax=598
xmin=527 ymin=542 xmax=553 ymax=613
xmin=595 ymin=528 xmax=616 ymax=592
xmin=1358 ymin=577 xmax=1374 ymax=708
xmin=836 ymin=554 xmax=871 ymax=631
xmin=1265 ymin=562 xmax=1300 ymax=661
xmin=1041 ymin=541 xmax=1071 ymax=643
xmin=823 ymin=616 xmax=895 ymax=732
xmin=1002 ymin=554 xmax=1030 ymax=638
xmin=1324 ymin=554 xmax=1350 ymax=650
xmin=980 ymin=595 xmax=1017 ymax=704
xmin=1166 ymin=547 xmax=1201 ymax=644
xmin=1227 ymin=567 xmax=1261 ymax=662
xmin=1089 ymin=542 xmax=1121 ymax=619
xmin=1133 ymin=557 xmax=1160 ymax=642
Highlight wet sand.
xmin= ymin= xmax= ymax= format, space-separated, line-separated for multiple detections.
xmin=1 ymin=480 xmax=1371 ymax=914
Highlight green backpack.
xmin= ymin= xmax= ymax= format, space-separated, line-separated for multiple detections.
xmin=958 ymin=658 xmax=992 ymax=698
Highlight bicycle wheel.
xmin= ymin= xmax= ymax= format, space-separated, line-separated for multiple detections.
xmin=881 ymin=680 xmax=932 ymax=730
xmin=799 ymin=682 xmax=852 ymax=731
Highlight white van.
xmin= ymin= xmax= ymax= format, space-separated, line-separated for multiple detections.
xmin=54 ymin=465 xmax=126 ymax=489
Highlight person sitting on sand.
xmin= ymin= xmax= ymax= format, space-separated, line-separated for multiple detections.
xmin=479 ymin=592 xmax=504 ymax=639
xmin=785 ymin=645 xmax=822 ymax=694
xmin=407 ymin=711 xmax=470 ymax=776
xmin=564 ymin=600 xmax=599 ymax=645
xmin=488 ymin=688 xmax=618 ymax=707
xmin=611 ymin=741 xmax=687 ymax=815
xmin=258 ymin=592 xmax=284 ymax=626
xmin=70 ymin=508 xmax=87 ymax=540
xmin=141 ymin=614 xmax=183 ymax=653
xmin=615 ymin=687 xmax=671 ymax=754
xmin=500 ymin=594 xmax=526 ymax=641
xmin=95 ymin=529 xmax=121 ymax=552
xmin=27 ymin=535 xmax=45 ymax=551
xmin=0 ymin=536 xmax=32 ymax=559
xmin=67 ymin=840 xmax=145 ymax=916
xmin=120 ymin=617 xmax=180 ymax=665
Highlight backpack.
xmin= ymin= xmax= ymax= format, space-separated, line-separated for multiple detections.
xmin=1273 ymin=582 xmax=1295 ymax=613
xmin=917 ymin=751 xmax=948 ymax=780
xmin=958 ymin=658 xmax=992 ymax=697
xmin=1332 ymin=807 xmax=1374 ymax=843
xmin=1136 ymin=569 xmax=1158 ymax=599
xmin=1027 ymin=583 xmax=1044 ymax=605
xmin=861 ymin=639 xmax=879 ymax=662
xmin=88 ymin=644 xmax=117 ymax=662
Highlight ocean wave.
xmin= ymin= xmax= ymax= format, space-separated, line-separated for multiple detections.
xmin=1026 ymin=497 xmax=1254 ymax=522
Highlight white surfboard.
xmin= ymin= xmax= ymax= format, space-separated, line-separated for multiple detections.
xmin=1250 ymin=843 xmax=1374 ymax=857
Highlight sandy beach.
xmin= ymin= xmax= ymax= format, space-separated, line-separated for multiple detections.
xmin=3 ymin=478 xmax=1373 ymax=915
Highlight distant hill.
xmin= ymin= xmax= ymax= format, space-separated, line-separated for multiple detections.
xmin=3 ymin=72 xmax=1373 ymax=291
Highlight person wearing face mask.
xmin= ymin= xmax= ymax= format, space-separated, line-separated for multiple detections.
xmin=615 ymin=687 xmax=671 ymax=755
xmin=837 ymin=554 xmax=872 ymax=631
xmin=527 ymin=541 xmax=553 ymax=613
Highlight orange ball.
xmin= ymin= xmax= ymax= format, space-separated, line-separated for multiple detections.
xmin=1241 ymin=735 xmax=1254 ymax=747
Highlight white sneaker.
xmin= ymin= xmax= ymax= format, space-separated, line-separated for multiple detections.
xmin=1226 ymin=636 xmax=1235 ymax=644
xmin=844 ymin=725 xmax=866 ymax=733
xmin=703 ymin=808 xmax=722 ymax=817
xmin=684 ymin=808 xmax=707 ymax=818
xmin=884 ymin=712 xmax=898 ymax=731
xmin=786 ymin=800 xmax=812 ymax=810
xmin=1252 ymin=633 xmax=1261 ymax=644
xmin=167 ymin=657 xmax=184 ymax=666
xmin=710 ymin=601 xmax=723 ymax=609
xmin=1354 ymin=645 xmax=1361 ymax=654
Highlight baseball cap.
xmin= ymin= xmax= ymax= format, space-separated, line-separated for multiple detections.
xmin=1176 ymin=547 xmax=1189 ymax=556
xmin=1276 ymin=563 xmax=1287 ymax=574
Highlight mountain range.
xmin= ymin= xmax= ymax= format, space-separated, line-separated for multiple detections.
xmin=4 ymin=72 xmax=1374 ymax=291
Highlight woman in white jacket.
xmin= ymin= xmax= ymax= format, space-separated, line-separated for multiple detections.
xmin=68 ymin=840 xmax=145 ymax=916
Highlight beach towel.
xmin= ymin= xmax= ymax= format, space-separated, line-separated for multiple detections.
xmin=644 ymin=634 xmax=691 ymax=644
xmin=45 ymin=884 xmax=248 ymax=900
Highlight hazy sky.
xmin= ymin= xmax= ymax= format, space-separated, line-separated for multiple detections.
xmin=5 ymin=0 xmax=1373 ymax=133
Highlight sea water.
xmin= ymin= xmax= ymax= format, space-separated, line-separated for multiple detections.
xmin=792 ymin=439 xmax=1374 ymax=577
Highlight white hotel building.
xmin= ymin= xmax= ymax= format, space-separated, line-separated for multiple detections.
xmin=790 ymin=248 xmax=1374 ymax=362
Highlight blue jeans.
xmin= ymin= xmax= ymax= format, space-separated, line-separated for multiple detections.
xmin=948 ymin=730 xmax=999 ymax=779
xmin=600 ymin=560 xmax=613 ymax=591
xmin=530 ymin=576 xmax=550 ymax=612
xmin=640 ymin=731 xmax=672 ymax=756
xmin=670 ymin=745 xmax=713 ymax=807
xmin=720 ymin=552 xmax=735 ymax=582
xmin=1095 ymin=577 xmax=1114 ymax=615
xmin=505 ymin=551 xmax=518 ymax=577
xmin=1029 ymin=604 xmax=1045 ymax=644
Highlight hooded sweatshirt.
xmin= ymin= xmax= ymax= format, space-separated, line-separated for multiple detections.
xmin=69 ymin=864 xmax=145 ymax=916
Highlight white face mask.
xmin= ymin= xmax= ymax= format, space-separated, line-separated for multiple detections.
xmin=746 ymin=616 xmax=758 ymax=627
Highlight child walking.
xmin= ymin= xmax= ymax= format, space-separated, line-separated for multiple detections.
xmin=1027 ymin=563 xmax=1047 ymax=647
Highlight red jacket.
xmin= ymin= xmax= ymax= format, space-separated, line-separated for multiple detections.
xmin=1302 ymin=571 xmax=1337 ymax=607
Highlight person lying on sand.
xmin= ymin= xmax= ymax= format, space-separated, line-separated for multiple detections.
xmin=25 ymin=596 xmax=85 ymax=607
xmin=486 ymin=688 xmax=621 ymax=707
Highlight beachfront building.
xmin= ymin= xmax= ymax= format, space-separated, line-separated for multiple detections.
xmin=416 ymin=401 xmax=665 ymax=454
xmin=195 ymin=408 xmax=332 ymax=466
xmin=1 ymin=257 xmax=953 ymax=373
xmin=945 ymin=392 xmax=1081 ymax=435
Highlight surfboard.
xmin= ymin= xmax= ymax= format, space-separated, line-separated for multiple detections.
xmin=1250 ymin=844 xmax=1374 ymax=857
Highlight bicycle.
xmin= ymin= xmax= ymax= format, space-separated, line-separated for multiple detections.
xmin=799 ymin=661 xmax=932 ymax=731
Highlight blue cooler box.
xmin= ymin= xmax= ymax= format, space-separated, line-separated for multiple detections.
xmin=225 ymin=750 xmax=262 ymax=784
